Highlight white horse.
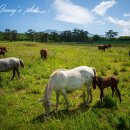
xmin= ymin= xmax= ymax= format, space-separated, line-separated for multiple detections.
xmin=0 ymin=57 xmax=24 ymax=80
xmin=39 ymin=66 xmax=96 ymax=115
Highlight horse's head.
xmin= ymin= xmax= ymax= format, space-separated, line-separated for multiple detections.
xmin=108 ymin=44 xmax=111 ymax=48
xmin=43 ymin=99 xmax=51 ymax=115
xmin=96 ymin=76 xmax=104 ymax=86
xmin=4 ymin=48 xmax=7 ymax=52
xmin=92 ymin=76 xmax=97 ymax=89
xmin=42 ymin=84 xmax=51 ymax=115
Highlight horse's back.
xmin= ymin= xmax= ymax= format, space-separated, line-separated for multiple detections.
xmin=50 ymin=66 xmax=95 ymax=90
xmin=0 ymin=57 xmax=20 ymax=71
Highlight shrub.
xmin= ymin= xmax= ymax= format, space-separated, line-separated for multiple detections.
xmin=120 ymin=67 xmax=127 ymax=72
xmin=102 ymin=96 xmax=117 ymax=109
xmin=113 ymin=68 xmax=119 ymax=75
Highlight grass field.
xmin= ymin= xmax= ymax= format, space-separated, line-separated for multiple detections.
xmin=0 ymin=41 xmax=130 ymax=130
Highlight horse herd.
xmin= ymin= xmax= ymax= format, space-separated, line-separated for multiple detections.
xmin=0 ymin=45 xmax=123 ymax=115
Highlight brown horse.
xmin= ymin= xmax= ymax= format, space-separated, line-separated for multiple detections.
xmin=129 ymin=51 xmax=130 ymax=56
xmin=40 ymin=49 xmax=48 ymax=59
xmin=98 ymin=45 xmax=108 ymax=51
xmin=0 ymin=47 xmax=7 ymax=52
xmin=0 ymin=49 xmax=5 ymax=57
xmin=92 ymin=76 xmax=121 ymax=103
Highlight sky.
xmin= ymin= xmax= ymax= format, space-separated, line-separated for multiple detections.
xmin=0 ymin=0 xmax=130 ymax=36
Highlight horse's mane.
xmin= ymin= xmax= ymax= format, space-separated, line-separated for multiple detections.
xmin=91 ymin=67 xmax=96 ymax=77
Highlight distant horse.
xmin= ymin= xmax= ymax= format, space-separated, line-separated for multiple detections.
xmin=39 ymin=66 xmax=96 ymax=115
xmin=92 ymin=76 xmax=121 ymax=103
xmin=98 ymin=45 xmax=108 ymax=51
xmin=40 ymin=49 xmax=48 ymax=59
xmin=129 ymin=51 xmax=130 ymax=57
xmin=0 ymin=57 xmax=24 ymax=80
xmin=0 ymin=49 xmax=5 ymax=57
xmin=0 ymin=47 xmax=7 ymax=52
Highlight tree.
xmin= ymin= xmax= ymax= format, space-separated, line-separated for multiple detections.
xmin=35 ymin=32 xmax=48 ymax=42
xmin=92 ymin=35 xmax=101 ymax=41
xmin=10 ymin=30 xmax=17 ymax=41
xmin=60 ymin=30 xmax=72 ymax=42
xmin=72 ymin=28 xmax=89 ymax=42
xmin=105 ymin=30 xmax=118 ymax=39
xmin=50 ymin=32 xmax=59 ymax=42
xmin=26 ymin=29 xmax=35 ymax=42
xmin=4 ymin=29 xmax=11 ymax=41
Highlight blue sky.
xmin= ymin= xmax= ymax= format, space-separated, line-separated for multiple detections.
xmin=0 ymin=0 xmax=130 ymax=36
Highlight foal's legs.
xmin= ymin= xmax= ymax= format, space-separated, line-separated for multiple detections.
xmin=111 ymin=86 xmax=115 ymax=97
xmin=115 ymin=85 xmax=121 ymax=103
xmin=100 ymin=89 xmax=104 ymax=104
xmin=62 ymin=89 xmax=69 ymax=109
xmin=11 ymin=68 xmax=16 ymax=80
xmin=55 ymin=91 xmax=59 ymax=110
xmin=3 ymin=53 xmax=5 ymax=57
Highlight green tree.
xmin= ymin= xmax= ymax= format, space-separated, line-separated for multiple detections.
xmin=92 ymin=35 xmax=101 ymax=42
xmin=35 ymin=32 xmax=48 ymax=42
xmin=105 ymin=30 xmax=118 ymax=39
xmin=4 ymin=29 xmax=11 ymax=41
xmin=10 ymin=30 xmax=17 ymax=41
xmin=50 ymin=32 xmax=59 ymax=42
xmin=26 ymin=29 xmax=35 ymax=42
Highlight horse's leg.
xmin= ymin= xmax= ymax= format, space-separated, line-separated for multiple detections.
xmin=86 ymin=83 xmax=92 ymax=106
xmin=115 ymin=85 xmax=121 ymax=103
xmin=3 ymin=53 xmax=5 ymax=57
xmin=55 ymin=91 xmax=59 ymax=110
xmin=16 ymin=68 xmax=20 ymax=78
xmin=11 ymin=68 xmax=16 ymax=80
xmin=89 ymin=88 xmax=92 ymax=103
xmin=62 ymin=89 xmax=69 ymax=109
xmin=100 ymin=89 xmax=104 ymax=104
xmin=111 ymin=86 xmax=114 ymax=97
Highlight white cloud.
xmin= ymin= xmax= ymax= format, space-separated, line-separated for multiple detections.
xmin=107 ymin=16 xmax=130 ymax=29
xmin=124 ymin=13 xmax=130 ymax=17
xmin=53 ymin=0 xmax=94 ymax=25
xmin=121 ymin=29 xmax=130 ymax=36
xmin=107 ymin=16 xmax=130 ymax=36
xmin=92 ymin=0 xmax=116 ymax=16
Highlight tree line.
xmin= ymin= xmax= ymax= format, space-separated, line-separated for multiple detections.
xmin=0 ymin=28 xmax=130 ymax=43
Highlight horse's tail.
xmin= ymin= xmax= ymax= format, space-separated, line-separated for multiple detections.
xmin=91 ymin=67 xmax=96 ymax=77
xmin=19 ymin=59 xmax=24 ymax=68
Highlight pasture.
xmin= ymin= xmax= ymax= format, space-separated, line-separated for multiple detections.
xmin=0 ymin=41 xmax=130 ymax=130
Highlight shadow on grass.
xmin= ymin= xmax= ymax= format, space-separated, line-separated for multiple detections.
xmin=92 ymin=96 xmax=118 ymax=109
xmin=32 ymin=103 xmax=89 ymax=123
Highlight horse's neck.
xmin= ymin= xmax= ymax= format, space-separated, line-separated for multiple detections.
xmin=44 ymin=80 xmax=54 ymax=102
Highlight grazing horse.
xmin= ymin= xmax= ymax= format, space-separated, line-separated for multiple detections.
xmin=0 ymin=49 xmax=5 ymax=57
xmin=0 ymin=57 xmax=24 ymax=80
xmin=0 ymin=47 xmax=7 ymax=52
xmin=98 ymin=45 xmax=108 ymax=51
xmin=92 ymin=76 xmax=121 ymax=103
xmin=40 ymin=49 xmax=48 ymax=59
xmin=39 ymin=66 xmax=96 ymax=115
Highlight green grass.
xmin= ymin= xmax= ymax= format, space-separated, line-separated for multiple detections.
xmin=0 ymin=41 xmax=130 ymax=130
